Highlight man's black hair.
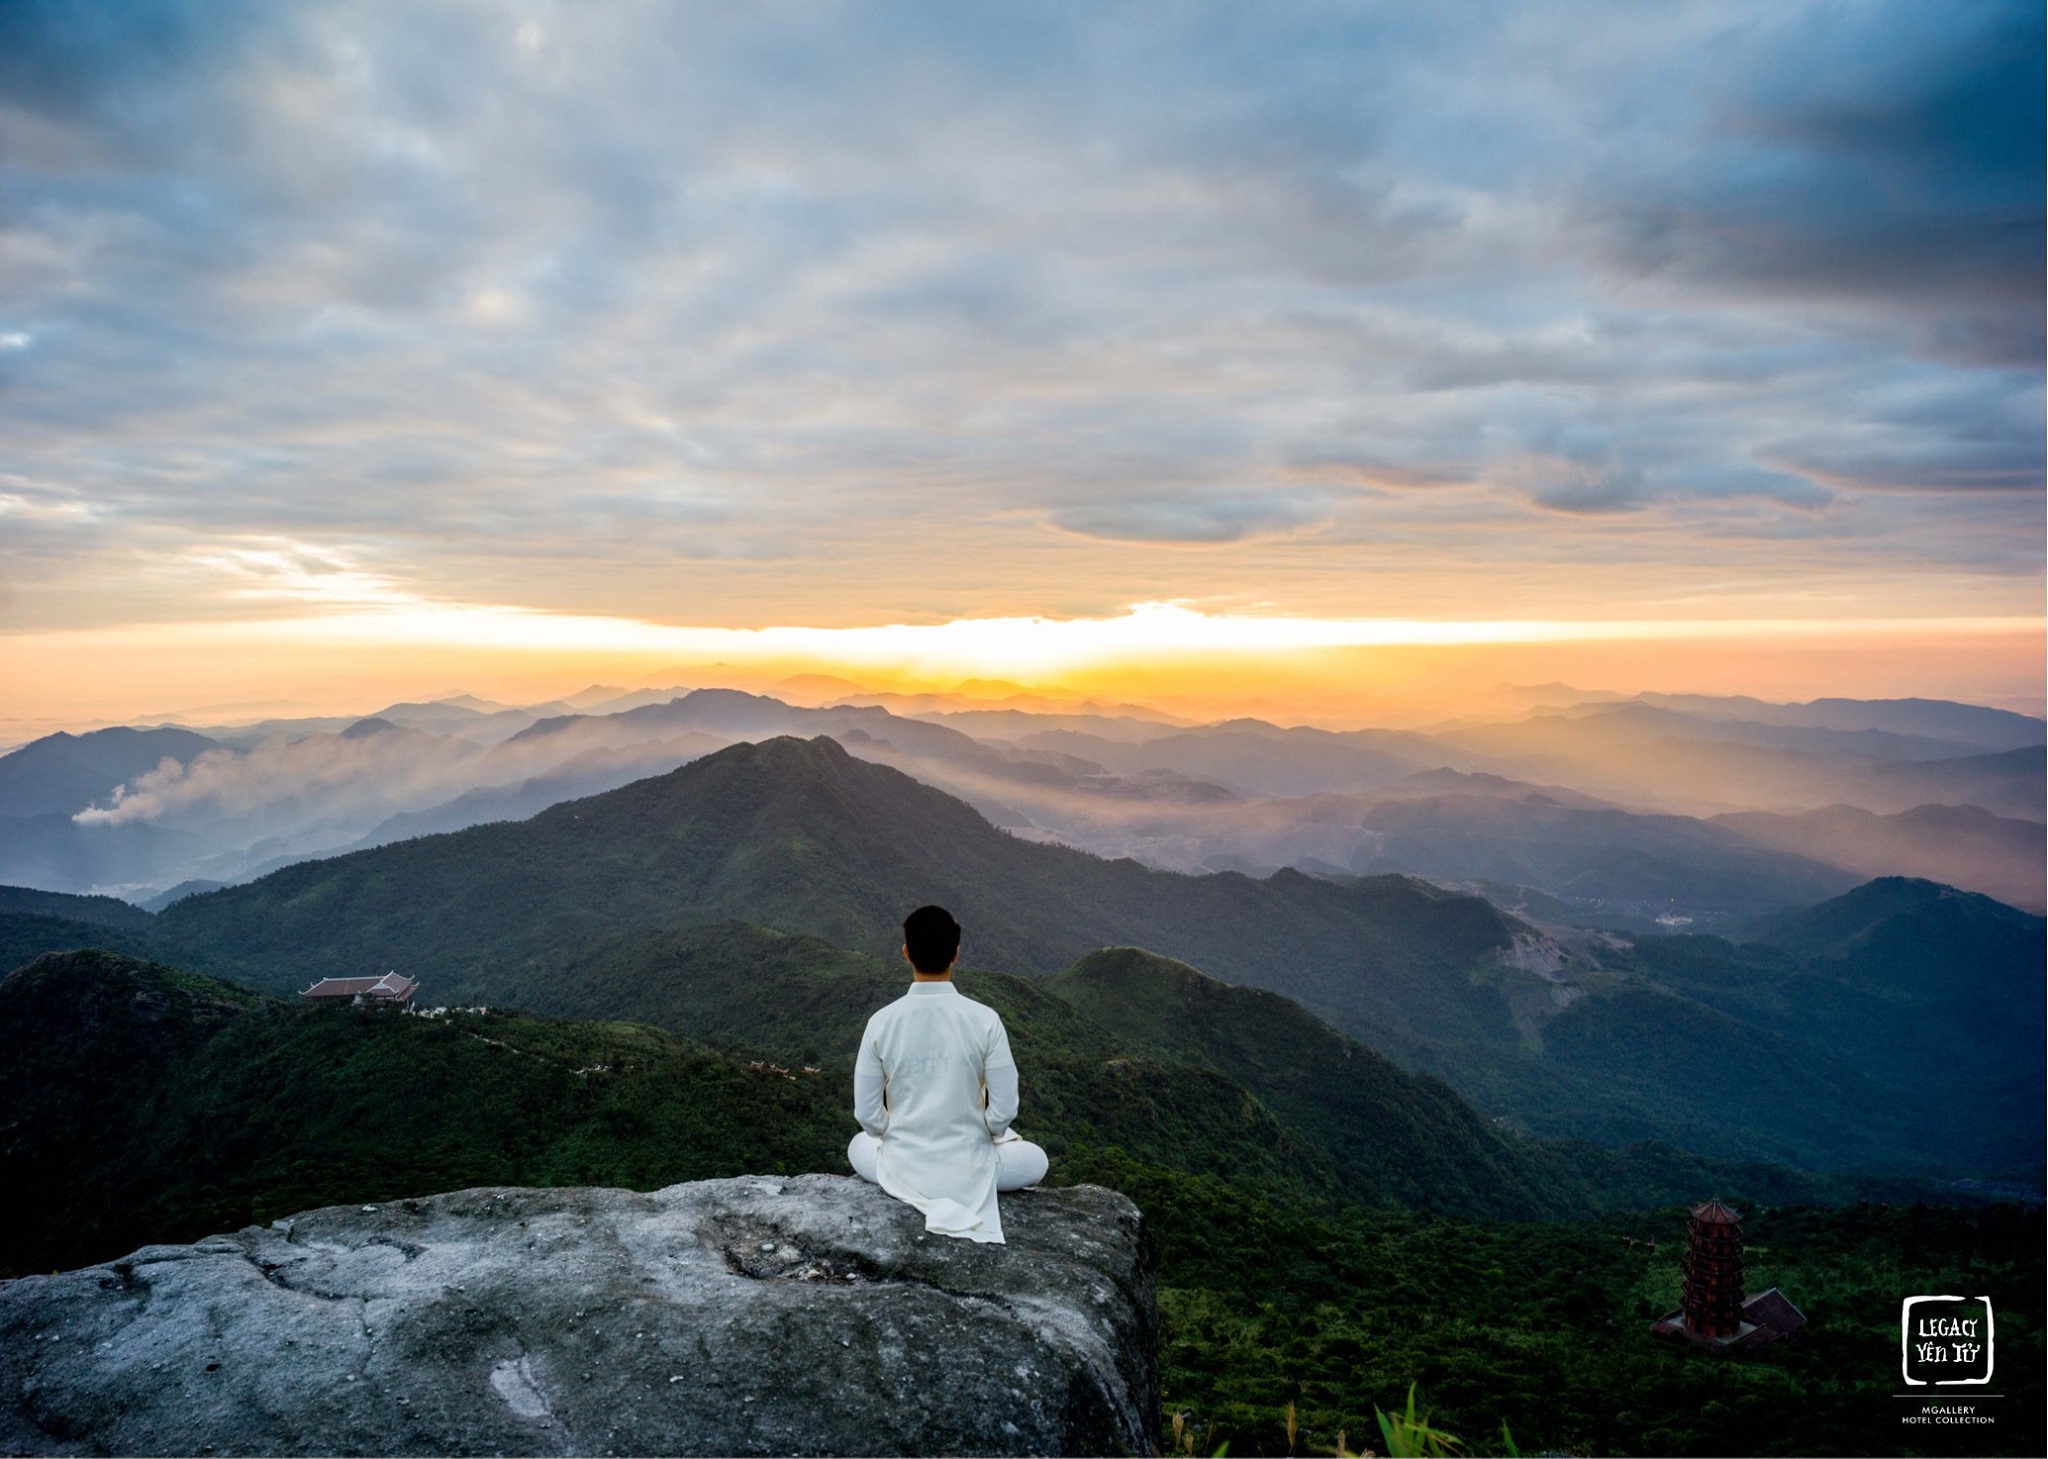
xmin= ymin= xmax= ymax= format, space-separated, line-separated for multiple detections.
xmin=903 ymin=904 xmax=962 ymax=973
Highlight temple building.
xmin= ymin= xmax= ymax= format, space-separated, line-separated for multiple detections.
xmin=301 ymin=972 xmax=419 ymax=1006
xmin=1651 ymin=1199 xmax=1806 ymax=1351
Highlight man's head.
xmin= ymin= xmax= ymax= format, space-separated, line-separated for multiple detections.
xmin=902 ymin=904 xmax=962 ymax=975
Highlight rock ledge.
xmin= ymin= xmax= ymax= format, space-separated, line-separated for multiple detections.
xmin=0 ymin=1175 xmax=1156 ymax=1456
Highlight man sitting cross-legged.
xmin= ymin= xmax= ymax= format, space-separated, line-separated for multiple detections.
xmin=846 ymin=904 xmax=1049 ymax=1243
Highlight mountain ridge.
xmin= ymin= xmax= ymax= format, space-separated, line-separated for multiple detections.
xmin=0 ymin=942 xmax=1932 ymax=1285
xmin=154 ymin=735 xmax=1523 ymax=1048
xmin=115 ymin=736 xmax=2043 ymax=1181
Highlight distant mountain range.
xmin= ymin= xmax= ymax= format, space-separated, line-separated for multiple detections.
xmin=1438 ymin=703 xmax=2045 ymax=818
xmin=4 ymin=688 xmax=2038 ymax=919
xmin=1362 ymin=794 xmax=1858 ymax=917
xmin=0 ymin=726 xmax=220 ymax=819
xmin=149 ymin=736 xmax=1519 ymax=1047
xmin=0 ymin=884 xmax=156 ymax=931
xmin=1631 ymin=693 xmax=2047 ymax=749
xmin=0 ymin=734 xmax=2004 ymax=1181
xmin=1008 ymin=721 xmax=1439 ymax=797
xmin=1714 ymin=802 xmax=2044 ymax=912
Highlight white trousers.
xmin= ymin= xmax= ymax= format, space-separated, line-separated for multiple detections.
xmin=846 ymin=1131 xmax=1049 ymax=1191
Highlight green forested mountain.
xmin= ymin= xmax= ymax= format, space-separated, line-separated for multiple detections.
xmin=0 ymin=911 xmax=160 ymax=979
xmin=3 ymin=945 xmax=2036 ymax=1458
xmin=1424 ymin=876 xmax=2045 ymax=1177
xmin=155 ymin=735 xmax=1520 ymax=1045
xmin=1743 ymin=874 xmax=2045 ymax=984
xmin=0 ymin=884 xmax=157 ymax=929
xmin=1 ymin=943 xmax=1887 ymax=1278
xmin=112 ymin=738 xmax=2045 ymax=1181
xmin=0 ymin=949 xmax=844 ymax=1277
xmin=528 ymin=928 xmax=1859 ymax=1216
xmin=1043 ymin=947 xmax=1560 ymax=1209
xmin=0 ymin=884 xmax=164 ymax=974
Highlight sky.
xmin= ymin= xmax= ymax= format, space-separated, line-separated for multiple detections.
xmin=1 ymin=0 xmax=2042 ymax=728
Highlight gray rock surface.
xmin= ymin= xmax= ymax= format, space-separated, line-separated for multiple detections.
xmin=0 ymin=1175 xmax=1156 ymax=1457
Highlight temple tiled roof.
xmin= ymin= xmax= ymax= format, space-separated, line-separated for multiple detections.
xmin=303 ymin=973 xmax=419 ymax=1001
xmin=1741 ymin=1287 xmax=1807 ymax=1338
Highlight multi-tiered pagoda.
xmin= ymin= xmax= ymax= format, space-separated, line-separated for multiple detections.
xmin=1651 ymin=1199 xmax=1806 ymax=1350
xmin=1680 ymin=1199 xmax=1745 ymax=1335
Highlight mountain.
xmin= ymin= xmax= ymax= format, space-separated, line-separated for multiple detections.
xmin=0 ymin=948 xmax=2029 ymax=1459
xmin=0 ymin=942 xmax=1887 ymax=1281
xmin=1469 ymin=701 xmax=1997 ymax=762
xmin=1743 ymin=875 xmax=2045 ymax=999
xmin=156 ymin=735 xmax=1519 ymax=1048
xmin=1715 ymin=803 xmax=2045 ymax=912
xmin=1000 ymin=778 xmax=1863 ymax=929
xmin=0 ymin=949 xmax=841 ymax=1277
xmin=367 ymin=698 xmax=579 ymax=746
xmin=576 ymin=685 xmax=697 ymax=715
xmin=349 ymin=734 xmax=732 ymax=848
xmin=1343 ymin=793 xmax=1860 ymax=929
xmin=144 ymin=738 xmax=2042 ymax=1180
xmin=1854 ymin=745 xmax=2045 ymax=821
xmin=1386 ymin=767 xmax=1616 ymax=809
xmin=42 ymin=688 xmax=2026 ymax=917
xmin=0 ymin=726 xmax=219 ymax=818
xmin=504 ymin=688 xmax=1235 ymax=816
xmin=12 ymin=690 xmax=1235 ymax=900
xmin=0 ymin=811 xmax=211 ymax=896
xmin=1437 ymin=703 xmax=2047 ymax=816
xmin=1634 ymin=693 xmax=2046 ymax=750
xmin=1654 ymin=879 xmax=2045 ymax=1170
xmin=0 ymin=882 xmax=164 ymax=973
xmin=1011 ymin=722 xmax=1443 ymax=797
xmin=138 ymin=879 xmax=229 ymax=912
xmin=1041 ymin=947 xmax=1560 ymax=1210
xmin=4 ymin=716 xmax=500 ymax=895
xmin=0 ymin=883 xmax=156 ymax=929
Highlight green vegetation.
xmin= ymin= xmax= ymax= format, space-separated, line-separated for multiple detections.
xmin=532 ymin=928 xmax=1916 ymax=1221
xmin=0 ymin=909 xmax=161 ymax=975
xmin=3 ymin=942 xmax=1895 ymax=1276
xmin=0 ymin=884 xmax=156 ymax=929
xmin=8 ymin=945 xmax=2037 ymax=1455
xmin=1069 ymin=1149 xmax=2043 ymax=1457
xmin=0 ymin=950 xmax=849 ymax=1273
xmin=105 ymin=737 xmax=2042 ymax=1180
xmin=1400 ymin=882 xmax=2044 ymax=1178
xmin=149 ymin=737 xmax=1524 ymax=1045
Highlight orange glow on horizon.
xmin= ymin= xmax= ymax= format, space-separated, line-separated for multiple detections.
xmin=2 ymin=600 xmax=2042 ymax=738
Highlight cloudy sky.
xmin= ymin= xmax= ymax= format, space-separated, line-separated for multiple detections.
xmin=0 ymin=0 xmax=2041 ymax=720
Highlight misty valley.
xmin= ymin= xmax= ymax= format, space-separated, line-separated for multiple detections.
xmin=7 ymin=683 xmax=2043 ymax=927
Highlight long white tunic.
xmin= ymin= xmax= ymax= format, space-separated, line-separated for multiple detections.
xmin=853 ymin=980 xmax=1020 ymax=1243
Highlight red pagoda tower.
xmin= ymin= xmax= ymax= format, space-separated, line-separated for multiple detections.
xmin=1680 ymin=1199 xmax=1744 ymax=1337
xmin=1651 ymin=1198 xmax=1807 ymax=1350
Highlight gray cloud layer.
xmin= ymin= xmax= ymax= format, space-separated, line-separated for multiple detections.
xmin=0 ymin=0 xmax=2039 ymax=627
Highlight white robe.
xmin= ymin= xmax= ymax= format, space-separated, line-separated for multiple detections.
xmin=853 ymin=980 xmax=1020 ymax=1243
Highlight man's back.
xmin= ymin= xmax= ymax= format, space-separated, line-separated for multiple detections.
xmin=853 ymin=981 xmax=1018 ymax=1242
xmin=847 ymin=904 xmax=1045 ymax=1243
xmin=862 ymin=982 xmax=1012 ymax=1140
